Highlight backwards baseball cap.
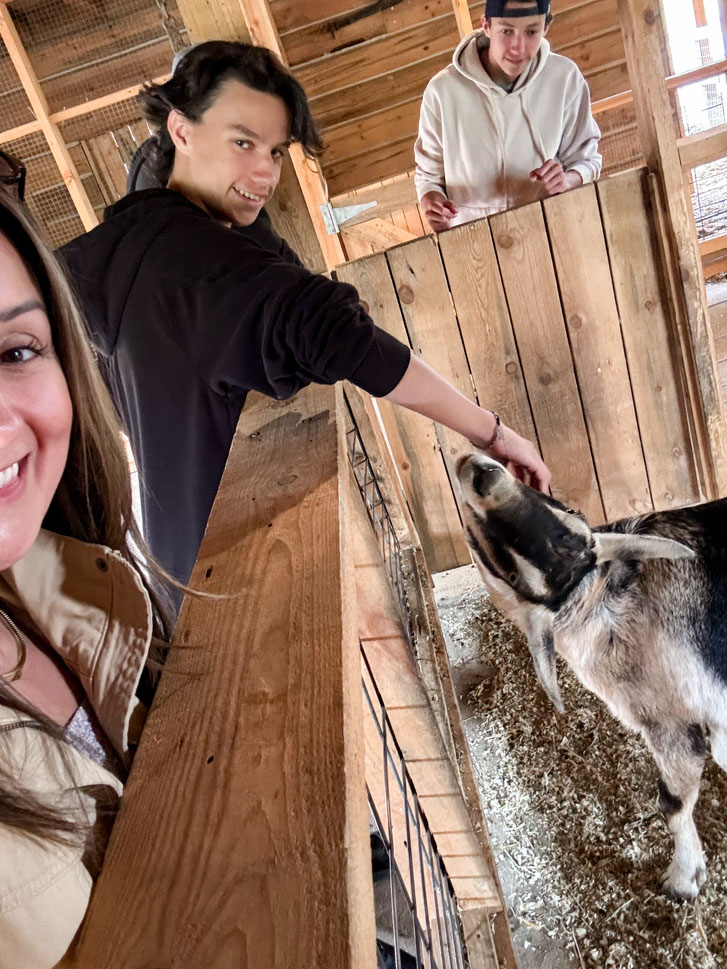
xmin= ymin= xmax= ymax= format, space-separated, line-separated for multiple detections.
xmin=485 ymin=0 xmax=550 ymax=16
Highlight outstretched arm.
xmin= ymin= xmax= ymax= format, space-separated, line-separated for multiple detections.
xmin=384 ymin=353 xmax=551 ymax=493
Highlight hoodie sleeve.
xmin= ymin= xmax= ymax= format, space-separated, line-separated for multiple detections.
xmin=414 ymin=83 xmax=449 ymax=202
xmin=172 ymin=248 xmax=412 ymax=401
xmin=556 ymin=68 xmax=602 ymax=185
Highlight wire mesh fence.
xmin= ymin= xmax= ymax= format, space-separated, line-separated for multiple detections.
xmin=1 ymin=129 xmax=85 ymax=248
xmin=0 ymin=33 xmax=32 ymax=133
xmin=10 ymin=0 xmax=186 ymax=114
xmin=364 ymin=649 xmax=467 ymax=969
xmin=344 ymin=393 xmax=468 ymax=968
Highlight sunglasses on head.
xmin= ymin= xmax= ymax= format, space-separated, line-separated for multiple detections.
xmin=0 ymin=150 xmax=26 ymax=202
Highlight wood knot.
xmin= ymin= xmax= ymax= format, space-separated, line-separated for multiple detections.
xmin=540 ymin=371 xmax=553 ymax=386
xmin=505 ymin=361 xmax=518 ymax=374
xmin=672 ymin=447 xmax=682 ymax=458
xmin=645 ymin=299 xmax=655 ymax=311
xmin=497 ymin=234 xmax=514 ymax=249
xmin=644 ymin=6 xmax=656 ymax=24
xmin=398 ymin=284 xmax=415 ymax=304
xmin=569 ymin=314 xmax=583 ymax=330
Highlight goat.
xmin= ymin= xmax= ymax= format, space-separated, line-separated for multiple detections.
xmin=455 ymin=452 xmax=727 ymax=899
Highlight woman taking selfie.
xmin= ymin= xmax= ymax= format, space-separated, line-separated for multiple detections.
xmin=0 ymin=191 xmax=171 ymax=968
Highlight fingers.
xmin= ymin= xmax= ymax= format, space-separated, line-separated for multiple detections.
xmin=531 ymin=159 xmax=566 ymax=195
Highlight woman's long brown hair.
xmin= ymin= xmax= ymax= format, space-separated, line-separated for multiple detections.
xmin=0 ymin=191 xmax=172 ymax=848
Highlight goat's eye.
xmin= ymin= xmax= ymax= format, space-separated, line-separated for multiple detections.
xmin=508 ymin=571 xmax=518 ymax=585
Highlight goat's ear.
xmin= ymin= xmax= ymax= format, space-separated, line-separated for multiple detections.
xmin=594 ymin=533 xmax=695 ymax=563
xmin=526 ymin=608 xmax=564 ymax=713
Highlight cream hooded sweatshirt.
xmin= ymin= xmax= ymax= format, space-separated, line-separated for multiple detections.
xmin=414 ymin=32 xmax=602 ymax=225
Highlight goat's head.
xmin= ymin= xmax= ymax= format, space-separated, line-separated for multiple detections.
xmin=455 ymin=453 xmax=695 ymax=711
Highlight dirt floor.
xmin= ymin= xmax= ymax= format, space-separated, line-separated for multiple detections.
xmin=434 ymin=565 xmax=727 ymax=969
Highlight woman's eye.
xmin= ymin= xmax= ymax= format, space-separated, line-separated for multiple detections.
xmin=0 ymin=345 xmax=38 ymax=364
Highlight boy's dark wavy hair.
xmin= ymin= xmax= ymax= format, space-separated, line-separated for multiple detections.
xmin=138 ymin=41 xmax=323 ymax=185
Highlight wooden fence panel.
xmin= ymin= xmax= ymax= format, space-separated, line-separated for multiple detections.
xmin=438 ymin=220 xmax=537 ymax=444
xmin=490 ymin=202 xmax=605 ymax=523
xmin=597 ymin=169 xmax=700 ymax=508
xmin=336 ymin=254 xmax=470 ymax=572
xmin=543 ymin=184 xmax=652 ymax=519
xmin=336 ymin=168 xmax=708 ymax=574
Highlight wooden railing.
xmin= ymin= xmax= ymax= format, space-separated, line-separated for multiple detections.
xmin=72 ymin=383 xmax=513 ymax=968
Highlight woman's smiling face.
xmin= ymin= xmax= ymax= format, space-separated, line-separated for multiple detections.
xmin=0 ymin=231 xmax=72 ymax=570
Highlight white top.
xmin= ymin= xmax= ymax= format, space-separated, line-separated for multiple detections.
xmin=414 ymin=32 xmax=602 ymax=225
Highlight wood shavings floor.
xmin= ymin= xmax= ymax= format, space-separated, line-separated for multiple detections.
xmin=434 ymin=565 xmax=727 ymax=969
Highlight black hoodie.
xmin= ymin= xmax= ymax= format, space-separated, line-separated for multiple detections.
xmin=60 ymin=189 xmax=411 ymax=588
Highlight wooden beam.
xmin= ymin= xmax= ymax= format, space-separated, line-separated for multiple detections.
xmin=74 ymin=386 xmax=376 ymax=967
xmin=618 ymin=0 xmax=727 ymax=497
xmin=678 ymin=122 xmax=727 ymax=170
xmin=592 ymin=56 xmax=727 ymax=115
xmin=452 ymin=0 xmax=475 ymax=37
xmin=236 ymin=0 xmax=347 ymax=269
xmin=0 ymin=4 xmax=98 ymax=229
xmin=700 ymin=232 xmax=727 ymax=257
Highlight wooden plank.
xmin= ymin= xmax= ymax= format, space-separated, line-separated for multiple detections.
xmin=385 ymin=236 xmax=481 ymax=482
xmin=336 ymin=253 xmax=470 ymax=572
xmin=74 ymin=385 xmax=376 ymax=967
xmin=310 ymin=50 xmax=451 ymax=130
xmin=460 ymin=909 xmax=499 ymax=969
xmin=295 ymin=14 xmax=462 ymax=100
xmin=592 ymin=56 xmax=727 ymax=117
xmin=282 ymin=0 xmax=460 ymax=66
xmin=548 ymin=0 xmax=619 ymax=48
xmin=597 ymin=169 xmax=699 ymax=508
xmin=544 ymin=184 xmax=652 ymax=518
xmin=0 ymin=4 xmax=98 ymax=229
xmin=452 ymin=0 xmax=475 ymax=37
xmin=584 ymin=59 xmax=631 ymax=103
xmin=678 ymin=123 xmax=727 ymax=171
xmin=490 ymin=202 xmax=604 ymax=522
xmin=324 ymin=98 xmax=422 ymax=163
xmin=437 ymin=219 xmax=537 ymax=445
xmin=619 ymin=0 xmax=727 ymax=498
xmin=326 ymin=138 xmax=417 ymax=196
xmin=700 ymin=233 xmax=727 ymax=258
xmin=341 ymin=216 xmax=417 ymax=250
xmin=552 ymin=26 xmax=624 ymax=76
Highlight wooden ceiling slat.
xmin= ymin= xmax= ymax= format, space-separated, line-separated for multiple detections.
xmin=295 ymin=12 xmax=462 ymax=98
xmin=311 ymin=49 xmax=451 ymax=129
xmin=283 ymin=0 xmax=455 ymax=67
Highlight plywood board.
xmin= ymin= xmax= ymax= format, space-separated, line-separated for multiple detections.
xmin=543 ymin=184 xmax=652 ymax=518
xmin=597 ymin=169 xmax=700 ymax=508
xmin=336 ymin=253 xmax=471 ymax=572
xmin=438 ymin=219 xmax=537 ymax=445
xmin=490 ymin=202 xmax=604 ymax=521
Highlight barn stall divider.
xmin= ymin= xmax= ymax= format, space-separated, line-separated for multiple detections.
xmin=338 ymin=167 xmax=716 ymax=575
xmin=71 ymin=382 xmax=517 ymax=969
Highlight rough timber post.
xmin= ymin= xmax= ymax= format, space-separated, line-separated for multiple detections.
xmin=618 ymin=0 xmax=727 ymax=498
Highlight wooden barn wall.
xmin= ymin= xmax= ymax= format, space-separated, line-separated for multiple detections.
xmin=338 ymin=168 xmax=699 ymax=573
xmin=277 ymin=0 xmax=641 ymax=201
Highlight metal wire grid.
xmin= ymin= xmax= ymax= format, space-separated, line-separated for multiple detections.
xmin=9 ymin=0 xmax=186 ymax=115
xmin=0 ymin=34 xmax=32 ymax=132
xmin=1 ymin=129 xmax=85 ymax=248
xmin=344 ymin=392 xmax=410 ymax=639
xmin=363 ymin=648 xmax=467 ymax=969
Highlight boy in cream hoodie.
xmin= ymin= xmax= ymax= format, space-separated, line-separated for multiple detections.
xmin=415 ymin=0 xmax=601 ymax=231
